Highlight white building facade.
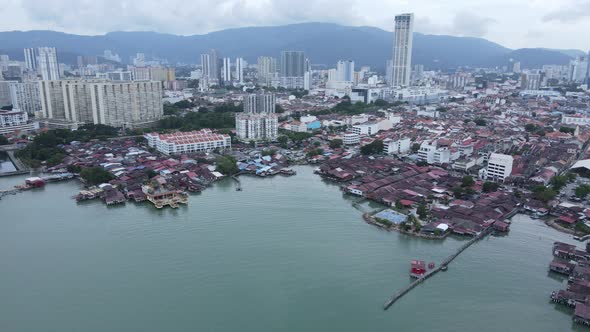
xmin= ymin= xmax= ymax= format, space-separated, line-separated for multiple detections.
xmin=145 ymin=130 xmax=231 ymax=155
xmin=37 ymin=47 xmax=60 ymax=80
xmin=481 ymin=153 xmax=513 ymax=182
xmin=391 ymin=13 xmax=414 ymax=87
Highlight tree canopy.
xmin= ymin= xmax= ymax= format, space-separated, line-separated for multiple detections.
xmin=216 ymin=156 xmax=239 ymax=175
xmin=80 ymin=167 xmax=114 ymax=185
xmin=360 ymin=140 xmax=384 ymax=155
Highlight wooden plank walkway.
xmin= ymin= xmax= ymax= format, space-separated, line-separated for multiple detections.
xmin=383 ymin=228 xmax=491 ymax=310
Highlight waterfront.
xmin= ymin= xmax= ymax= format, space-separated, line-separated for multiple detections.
xmin=0 ymin=166 xmax=585 ymax=331
xmin=0 ymin=151 xmax=16 ymax=174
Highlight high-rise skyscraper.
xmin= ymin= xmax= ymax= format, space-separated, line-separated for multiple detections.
xmin=24 ymin=48 xmax=38 ymax=71
xmin=336 ymin=60 xmax=354 ymax=82
xmin=391 ymin=13 xmax=414 ymax=87
xmin=222 ymin=57 xmax=232 ymax=83
xmin=200 ymin=54 xmax=211 ymax=78
xmin=0 ymin=55 xmax=10 ymax=72
xmin=37 ymin=47 xmax=60 ymax=80
xmin=585 ymin=50 xmax=590 ymax=85
xmin=257 ymin=56 xmax=277 ymax=86
xmin=235 ymin=58 xmax=245 ymax=83
xmin=243 ymin=93 xmax=276 ymax=114
xmin=280 ymin=51 xmax=306 ymax=89
xmin=236 ymin=93 xmax=278 ymax=141
xmin=209 ymin=49 xmax=221 ymax=83
xmin=280 ymin=51 xmax=305 ymax=78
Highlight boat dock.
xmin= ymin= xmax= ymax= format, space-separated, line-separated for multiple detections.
xmin=383 ymin=228 xmax=491 ymax=310
xmin=231 ymin=175 xmax=242 ymax=191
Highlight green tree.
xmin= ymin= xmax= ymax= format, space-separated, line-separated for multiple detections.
xmin=482 ymin=181 xmax=499 ymax=193
xmin=411 ymin=143 xmax=421 ymax=152
xmin=307 ymin=148 xmax=324 ymax=158
xmin=277 ymin=135 xmax=288 ymax=148
xmin=524 ymin=123 xmax=538 ymax=132
xmin=461 ymin=175 xmax=475 ymax=187
xmin=0 ymin=135 xmax=9 ymax=145
xmin=261 ymin=148 xmax=276 ymax=156
xmin=567 ymin=172 xmax=578 ymax=182
xmin=66 ymin=164 xmax=82 ymax=173
xmin=474 ymin=118 xmax=487 ymax=126
xmin=360 ymin=140 xmax=384 ymax=155
xmin=80 ymin=167 xmax=114 ymax=185
xmin=532 ymin=185 xmax=557 ymax=202
xmin=329 ymin=139 xmax=343 ymax=149
xmin=560 ymin=126 xmax=576 ymax=134
xmin=550 ymin=175 xmax=568 ymax=191
xmin=174 ymin=100 xmax=194 ymax=109
xmin=146 ymin=169 xmax=158 ymax=179
xmin=417 ymin=202 xmax=428 ymax=220
xmin=216 ymin=156 xmax=239 ymax=175
xmin=395 ymin=199 xmax=404 ymax=210
xmin=575 ymin=185 xmax=590 ymax=198
xmin=275 ymin=104 xmax=286 ymax=113
xmin=452 ymin=186 xmax=464 ymax=198
xmin=373 ymin=99 xmax=389 ymax=107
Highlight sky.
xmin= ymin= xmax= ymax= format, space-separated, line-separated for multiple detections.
xmin=2 ymin=0 xmax=590 ymax=50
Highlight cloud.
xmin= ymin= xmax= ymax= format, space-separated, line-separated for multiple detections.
xmin=2 ymin=0 xmax=590 ymax=50
xmin=450 ymin=12 xmax=495 ymax=37
xmin=542 ymin=0 xmax=590 ymax=23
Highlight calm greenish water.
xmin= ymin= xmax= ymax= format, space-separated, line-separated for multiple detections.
xmin=0 ymin=166 xmax=584 ymax=331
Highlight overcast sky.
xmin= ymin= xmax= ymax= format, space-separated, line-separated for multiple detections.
xmin=2 ymin=0 xmax=590 ymax=50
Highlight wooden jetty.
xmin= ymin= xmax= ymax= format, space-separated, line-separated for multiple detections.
xmin=383 ymin=228 xmax=491 ymax=310
xmin=231 ymin=175 xmax=242 ymax=191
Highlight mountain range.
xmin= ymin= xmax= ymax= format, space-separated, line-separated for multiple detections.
xmin=0 ymin=23 xmax=583 ymax=71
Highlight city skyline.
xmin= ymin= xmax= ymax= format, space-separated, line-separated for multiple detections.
xmin=1 ymin=0 xmax=589 ymax=50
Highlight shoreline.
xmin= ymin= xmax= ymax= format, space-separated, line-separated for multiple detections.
xmin=362 ymin=212 xmax=448 ymax=240
xmin=544 ymin=217 xmax=576 ymax=235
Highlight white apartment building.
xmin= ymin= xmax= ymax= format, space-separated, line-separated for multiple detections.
xmin=257 ymin=56 xmax=277 ymax=87
xmin=562 ymin=115 xmax=590 ymax=125
xmin=336 ymin=60 xmax=354 ymax=82
xmin=286 ymin=121 xmax=307 ymax=133
xmin=0 ymin=109 xmax=28 ymax=127
xmin=9 ymin=81 xmax=41 ymax=114
xmin=39 ymin=80 xmax=163 ymax=128
xmin=236 ymin=93 xmax=278 ymax=141
xmin=384 ymin=137 xmax=411 ymax=155
xmin=37 ymin=47 xmax=60 ymax=80
xmin=418 ymin=142 xmax=450 ymax=164
xmin=0 ymin=109 xmax=39 ymax=135
xmin=343 ymin=133 xmax=360 ymax=145
xmin=481 ymin=153 xmax=513 ymax=182
xmin=521 ymin=73 xmax=541 ymax=90
xmin=105 ymin=71 xmax=133 ymax=81
xmin=222 ymin=57 xmax=232 ymax=83
xmin=145 ymin=130 xmax=231 ymax=155
xmin=243 ymin=93 xmax=275 ymax=114
xmin=352 ymin=121 xmax=379 ymax=136
xmin=235 ymin=58 xmax=245 ymax=83
xmin=24 ymin=48 xmax=38 ymax=71
xmin=236 ymin=113 xmax=278 ymax=140
xmin=131 ymin=67 xmax=151 ymax=81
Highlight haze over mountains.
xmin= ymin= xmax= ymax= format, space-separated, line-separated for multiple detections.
xmin=0 ymin=23 xmax=582 ymax=71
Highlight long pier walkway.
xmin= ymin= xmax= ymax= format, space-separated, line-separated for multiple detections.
xmin=231 ymin=175 xmax=242 ymax=191
xmin=383 ymin=228 xmax=491 ymax=310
